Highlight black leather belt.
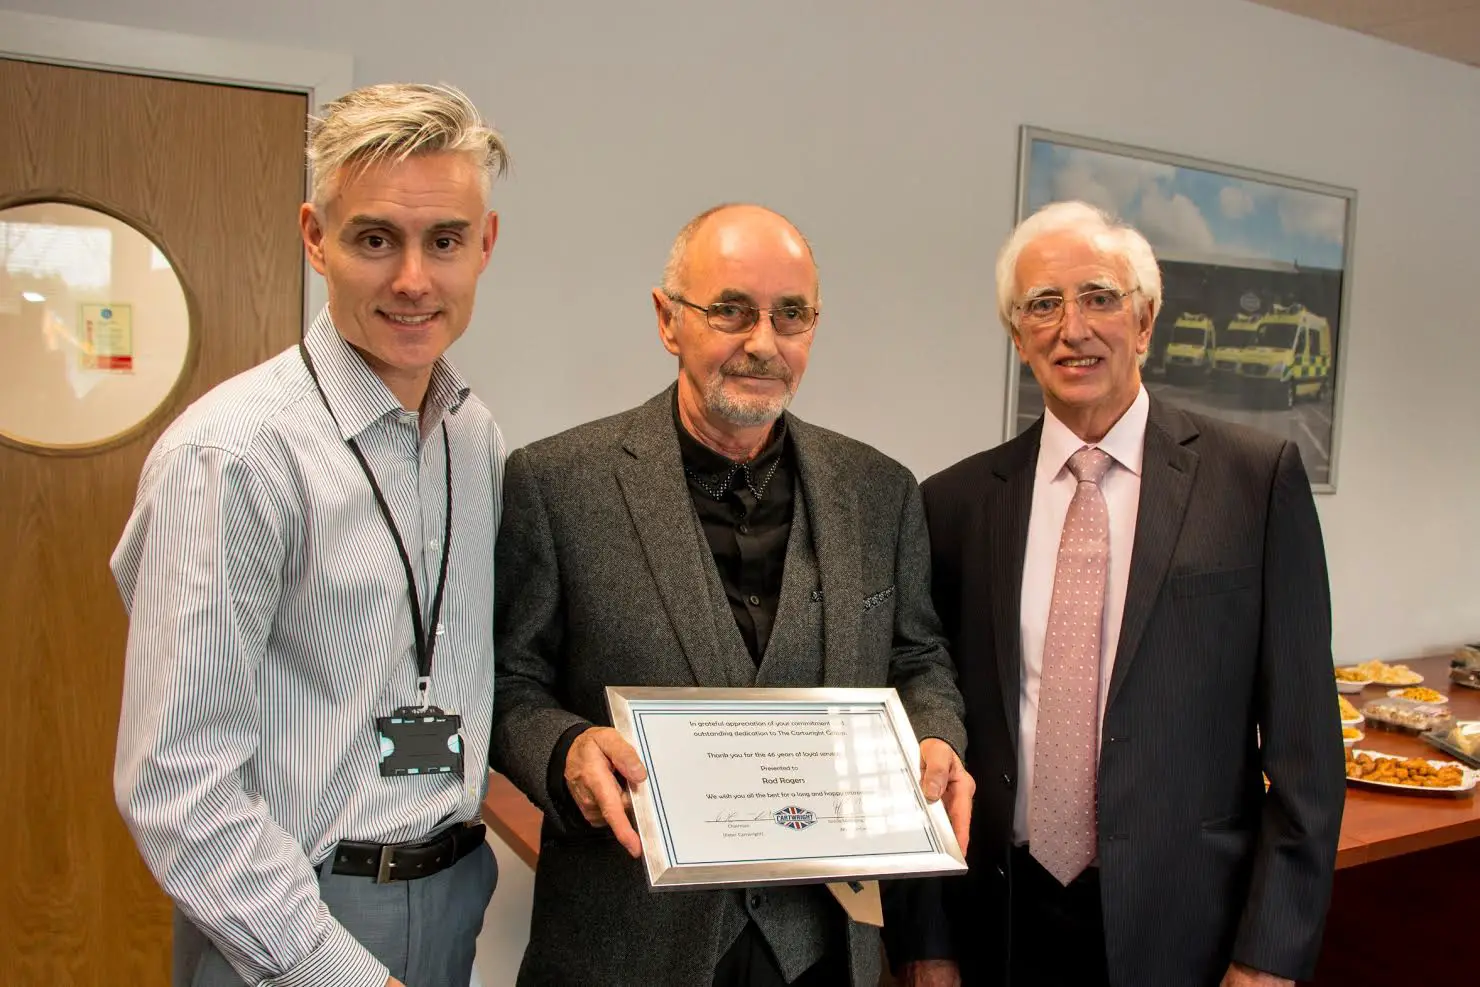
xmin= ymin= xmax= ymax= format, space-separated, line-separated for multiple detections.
xmin=331 ymin=821 xmax=486 ymax=884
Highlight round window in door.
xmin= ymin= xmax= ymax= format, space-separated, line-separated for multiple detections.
xmin=0 ymin=200 xmax=192 ymax=452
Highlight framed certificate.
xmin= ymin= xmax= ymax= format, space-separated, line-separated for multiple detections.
xmin=605 ymin=686 xmax=967 ymax=891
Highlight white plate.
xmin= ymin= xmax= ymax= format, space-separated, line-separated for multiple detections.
xmin=1345 ymin=749 xmax=1477 ymax=797
xmin=1342 ymin=729 xmax=1364 ymax=747
xmin=1360 ymin=664 xmax=1424 ymax=686
xmin=1387 ymin=688 xmax=1448 ymax=704
xmin=1340 ymin=712 xmax=1365 ymax=729
xmin=1335 ymin=676 xmax=1372 ymax=694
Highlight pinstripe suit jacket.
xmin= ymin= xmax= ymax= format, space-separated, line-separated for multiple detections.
xmin=886 ymin=397 xmax=1344 ymax=986
xmin=490 ymin=387 xmax=966 ymax=987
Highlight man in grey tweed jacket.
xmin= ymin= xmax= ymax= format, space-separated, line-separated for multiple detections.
xmin=491 ymin=204 xmax=973 ymax=987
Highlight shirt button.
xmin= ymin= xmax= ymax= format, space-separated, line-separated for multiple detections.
xmin=436 ymin=623 xmax=446 ymax=636
xmin=738 ymin=524 xmax=750 ymax=535
xmin=747 ymin=595 xmax=761 ymax=606
xmin=1002 ymin=773 xmax=1012 ymax=787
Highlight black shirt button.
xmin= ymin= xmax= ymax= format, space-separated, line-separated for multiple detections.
xmin=747 ymin=595 xmax=761 ymax=606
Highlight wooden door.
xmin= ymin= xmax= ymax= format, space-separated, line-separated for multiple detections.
xmin=0 ymin=58 xmax=307 ymax=984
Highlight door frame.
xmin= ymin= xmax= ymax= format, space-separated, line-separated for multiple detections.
xmin=0 ymin=8 xmax=353 ymax=325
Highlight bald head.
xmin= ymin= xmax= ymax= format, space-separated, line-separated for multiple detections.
xmin=661 ymin=203 xmax=818 ymax=301
xmin=653 ymin=203 xmax=820 ymax=447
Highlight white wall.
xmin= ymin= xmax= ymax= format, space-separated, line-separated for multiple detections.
xmin=474 ymin=832 xmax=533 ymax=987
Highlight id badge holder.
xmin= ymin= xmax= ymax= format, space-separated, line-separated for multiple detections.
xmin=377 ymin=702 xmax=464 ymax=778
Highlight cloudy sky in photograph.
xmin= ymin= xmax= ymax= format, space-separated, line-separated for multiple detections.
xmin=1026 ymin=139 xmax=1348 ymax=270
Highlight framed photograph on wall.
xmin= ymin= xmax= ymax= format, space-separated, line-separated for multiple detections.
xmin=1007 ymin=127 xmax=1356 ymax=492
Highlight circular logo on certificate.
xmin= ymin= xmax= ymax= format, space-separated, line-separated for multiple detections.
xmin=774 ymin=806 xmax=817 ymax=831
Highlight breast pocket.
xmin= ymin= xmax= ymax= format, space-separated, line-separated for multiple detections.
xmin=1167 ymin=565 xmax=1257 ymax=598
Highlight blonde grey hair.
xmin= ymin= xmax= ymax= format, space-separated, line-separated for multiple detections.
xmin=306 ymin=82 xmax=509 ymax=206
xmin=995 ymin=200 xmax=1162 ymax=336
xmin=660 ymin=203 xmax=821 ymax=306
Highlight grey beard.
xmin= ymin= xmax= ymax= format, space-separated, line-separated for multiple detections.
xmin=704 ymin=374 xmax=794 ymax=427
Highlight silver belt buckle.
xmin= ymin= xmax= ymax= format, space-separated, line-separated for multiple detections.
xmin=376 ymin=844 xmax=397 ymax=884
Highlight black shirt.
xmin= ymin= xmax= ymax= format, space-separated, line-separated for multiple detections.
xmin=675 ymin=401 xmax=795 ymax=663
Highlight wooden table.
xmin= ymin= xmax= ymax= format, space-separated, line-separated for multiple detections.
xmin=1332 ymin=653 xmax=1480 ymax=867
xmin=481 ymin=770 xmax=542 ymax=869
xmin=1311 ymin=653 xmax=1478 ymax=986
xmin=480 ymin=654 xmax=1480 ymax=983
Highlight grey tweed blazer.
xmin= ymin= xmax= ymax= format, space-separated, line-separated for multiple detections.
xmin=490 ymin=386 xmax=966 ymax=987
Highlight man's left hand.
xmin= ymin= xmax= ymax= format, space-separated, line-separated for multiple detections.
xmin=1220 ymin=963 xmax=1293 ymax=987
xmin=919 ymin=738 xmax=974 ymax=855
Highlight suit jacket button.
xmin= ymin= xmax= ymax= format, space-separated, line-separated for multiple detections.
xmin=749 ymin=894 xmax=763 ymax=909
xmin=996 ymin=865 xmax=1006 ymax=877
xmin=1001 ymin=773 xmax=1012 ymax=787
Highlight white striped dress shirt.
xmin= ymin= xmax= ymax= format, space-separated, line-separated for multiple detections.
xmin=112 ymin=309 xmax=504 ymax=987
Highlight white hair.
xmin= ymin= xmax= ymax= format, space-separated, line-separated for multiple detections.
xmin=307 ymin=82 xmax=509 ymax=207
xmin=994 ymin=200 xmax=1162 ymax=335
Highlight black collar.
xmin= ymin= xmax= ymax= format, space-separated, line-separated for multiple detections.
xmin=672 ymin=392 xmax=789 ymax=501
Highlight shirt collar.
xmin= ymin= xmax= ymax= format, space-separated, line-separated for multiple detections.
xmin=671 ymin=389 xmax=789 ymax=482
xmin=1037 ymin=384 xmax=1150 ymax=481
xmin=301 ymin=308 xmax=471 ymax=440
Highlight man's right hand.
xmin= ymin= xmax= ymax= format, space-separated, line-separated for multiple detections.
xmin=564 ymin=726 xmax=648 ymax=857
xmin=896 ymin=960 xmax=962 ymax=987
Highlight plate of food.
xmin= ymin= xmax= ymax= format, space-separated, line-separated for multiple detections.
xmin=1342 ymin=726 xmax=1364 ymax=747
xmin=1344 ymin=749 xmax=1477 ymax=798
xmin=1338 ymin=695 xmax=1364 ymax=727
xmin=1334 ymin=666 xmax=1374 ymax=693
xmin=1422 ymin=721 xmax=1480 ymax=769
xmin=1356 ymin=660 xmax=1423 ymax=686
xmin=1387 ymin=686 xmax=1448 ymax=704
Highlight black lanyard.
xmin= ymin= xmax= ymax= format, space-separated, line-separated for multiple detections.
xmin=299 ymin=343 xmax=453 ymax=705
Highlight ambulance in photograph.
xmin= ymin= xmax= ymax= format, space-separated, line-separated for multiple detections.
xmin=1211 ymin=312 xmax=1262 ymax=387
xmin=1235 ymin=304 xmax=1333 ymax=408
xmin=1161 ymin=313 xmax=1218 ymax=385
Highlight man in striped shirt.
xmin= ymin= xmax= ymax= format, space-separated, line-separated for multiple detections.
xmin=112 ymin=83 xmax=508 ymax=987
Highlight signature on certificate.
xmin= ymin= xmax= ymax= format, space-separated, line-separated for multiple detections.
xmin=707 ymin=808 xmax=775 ymax=824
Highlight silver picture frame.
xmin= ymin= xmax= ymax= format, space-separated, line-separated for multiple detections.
xmin=605 ymin=686 xmax=967 ymax=891
xmin=1008 ymin=126 xmax=1357 ymax=493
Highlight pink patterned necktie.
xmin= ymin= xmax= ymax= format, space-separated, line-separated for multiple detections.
xmin=1030 ymin=446 xmax=1113 ymax=886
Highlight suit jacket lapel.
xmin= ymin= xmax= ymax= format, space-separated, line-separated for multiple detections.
xmin=1106 ymin=397 xmax=1199 ymax=710
xmin=789 ymin=418 xmax=861 ymax=687
xmin=989 ymin=421 xmax=1040 ymax=752
xmin=616 ymin=388 xmax=736 ymax=687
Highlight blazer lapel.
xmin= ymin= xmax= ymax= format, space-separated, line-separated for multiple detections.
xmin=616 ymin=389 xmax=736 ymax=688
xmin=1106 ymin=397 xmax=1199 ymax=710
xmin=789 ymin=418 xmax=862 ymax=687
xmin=989 ymin=421 xmax=1040 ymax=751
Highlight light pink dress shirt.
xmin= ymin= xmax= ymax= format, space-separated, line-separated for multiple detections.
xmin=1014 ymin=385 xmax=1149 ymax=844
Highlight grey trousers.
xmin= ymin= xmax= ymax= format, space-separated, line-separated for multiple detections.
xmin=174 ymin=838 xmax=498 ymax=987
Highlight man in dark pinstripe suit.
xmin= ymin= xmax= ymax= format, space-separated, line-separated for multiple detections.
xmin=886 ymin=202 xmax=1344 ymax=987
